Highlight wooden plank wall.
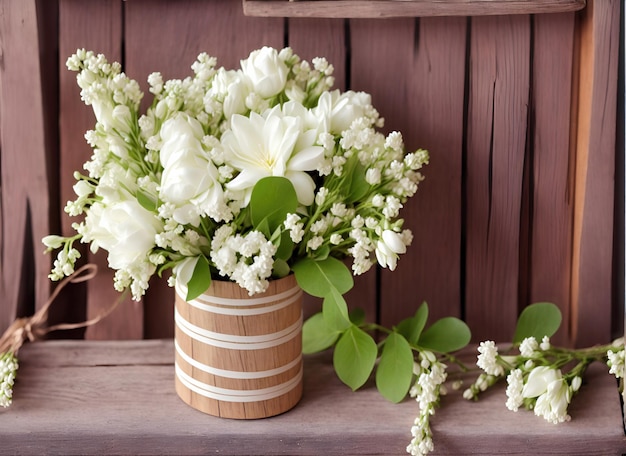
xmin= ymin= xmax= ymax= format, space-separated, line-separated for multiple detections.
xmin=0 ymin=0 xmax=621 ymax=346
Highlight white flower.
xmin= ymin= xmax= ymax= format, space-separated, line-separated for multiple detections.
xmin=383 ymin=195 xmax=402 ymax=218
xmin=206 ymin=68 xmax=249 ymax=119
xmin=330 ymin=234 xmax=343 ymax=245
xmin=365 ymin=167 xmax=381 ymax=185
xmin=607 ymin=349 xmax=625 ymax=378
xmin=210 ymin=229 xmax=277 ymax=295
xmin=82 ymin=199 xmax=163 ymax=272
xmin=476 ymin=341 xmax=504 ymax=376
xmin=540 ymin=336 xmax=551 ymax=351
xmin=505 ymin=369 xmax=524 ymax=412
xmin=173 ymin=256 xmax=200 ymax=289
xmin=314 ymin=89 xmax=375 ymax=134
xmin=533 ymin=378 xmax=572 ymax=424
xmin=522 ymin=366 xmax=561 ymax=399
xmin=240 ymin=46 xmax=288 ymax=98
xmin=222 ymin=105 xmax=325 ymax=206
xmin=519 ymin=337 xmax=538 ymax=357
xmin=159 ymin=113 xmax=229 ymax=225
xmin=375 ymin=230 xmax=407 ymax=271
xmin=0 ymin=352 xmax=18 ymax=408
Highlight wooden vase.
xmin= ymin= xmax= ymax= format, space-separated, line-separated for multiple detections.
xmin=174 ymin=274 xmax=303 ymax=419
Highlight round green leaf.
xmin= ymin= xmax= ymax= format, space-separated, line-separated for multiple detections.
xmin=513 ymin=302 xmax=562 ymax=344
xmin=396 ymin=301 xmax=429 ymax=346
xmin=333 ymin=325 xmax=377 ymax=391
xmin=418 ymin=317 xmax=471 ymax=353
xmin=185 ymin=255 xmax=211 ymax=301
xmin=292 ymin=257 xmax=353 ymax=298
xmin=250 ymin=176 xmax=297 ymax=235
xmin=302 ymin=313 xmax=341 ymax=354
xmin=375 ymin=332 xmax=414 ymax=403
xmin=349 ymin=308 xmax=366 ymax=326
xmin=323 ymin=287 xmax=351 ymax=331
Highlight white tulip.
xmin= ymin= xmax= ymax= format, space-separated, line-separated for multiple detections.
xmin=240 ymin=46 xmax=288 ymax=98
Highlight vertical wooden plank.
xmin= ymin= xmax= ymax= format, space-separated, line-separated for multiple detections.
xmin=59 ymin=0 xmax=142 ymax=339
xmin=571 ymin=0 xmax=620 ymax=347
xmin=0 ymin=0 xmax=55 ymax=332
xmin=528 ymin=12 xmax=576 ymax=346
xmin=352 ymin=17 xmax=467 ymax=327
xmin=349 ymin=19 xmax=414 ymax=326
xmin=287 ymin=18 xmax=347 ymax=92
xmin=465 ymin=15 xmax=531 ymax=342
xmin=287 ymin=18 xmax=355 ymax=320
xmin=124 ymin=0 xmax=284 ymax=338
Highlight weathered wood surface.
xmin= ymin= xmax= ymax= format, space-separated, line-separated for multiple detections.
xmin=0 ymin=340 xmax=623 ymax=455
xmin=526 ymin=12 xmax=576 ymax=346
xmin=0 ymin=0 xmax=55 ymax=335
xmin=0 ymin=1 xmax=622 ymax=347
xmin=570 ymin=0 xmax=621 ymax=348
xmin=58 ymin=0 xmax=140 ymax=340
xmin=243 ymin=0 xmax=587 ymax=18
xmin=464 ymin=14 xmax=531 ymax=343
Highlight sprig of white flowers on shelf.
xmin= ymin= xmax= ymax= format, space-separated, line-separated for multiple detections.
xmin=405 ymin=303 xmax=625 ymax=456
xmin=0 ymin=352 xmax=18 ymax=408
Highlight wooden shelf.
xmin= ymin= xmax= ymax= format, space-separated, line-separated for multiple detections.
xmin=0 ymin=340 xmax=623 ymax=455
xmin=243 ymin=0 xmax=587 ymax=18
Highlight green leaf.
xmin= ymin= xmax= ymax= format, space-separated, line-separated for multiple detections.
xmin=322 ymin=287 xmax=351 ymax=331
xmin=274 ymin=231 xmax=294 ymax=261
xmin=250 ymin=176 xmax=297 ymax=235
xmin=185 ymin=256 xmax=211 ymax=301
xmin=375 ymin=332 xmax=414 ymax=403
xmin=272 ymin=258 xmax=290 ymax=278
xmin=292 ymin=256 xmax=353 ymax=298
xmin=341 ymin=158 xmax=370 ymax=204
xmin=136 ymin=189 xmax=158 ymax=212
xmin=333 ymin=325 xmax=377 ymax=391
xmin=396 ymin=302 xmax=429 ymax=346
xmin=302 ymin=313 xmax=341 ymax=354
xmin=349 ymin=308 xmax=366 ymax=326
xmin=513 ymin=302 xmax=562 ymax=344
xmin=418 ymin=317 xmax=471 ymax=353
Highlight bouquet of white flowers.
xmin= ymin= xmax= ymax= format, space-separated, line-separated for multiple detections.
xmin=43 ymin=46 xmax=428 ymax=307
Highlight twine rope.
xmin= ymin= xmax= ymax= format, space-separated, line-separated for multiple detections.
xmin=0 ymin=264 xmax=119 ymax=354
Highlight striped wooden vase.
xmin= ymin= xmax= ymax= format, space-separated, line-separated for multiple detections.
xmin=174 ymin=274 xmax=303 ymax=419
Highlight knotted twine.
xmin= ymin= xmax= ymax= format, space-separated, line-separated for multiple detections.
xmin=0 ymin=264 xmax=120 ymax=355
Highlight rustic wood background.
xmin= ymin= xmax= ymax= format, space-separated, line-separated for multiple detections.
xmin=0 ymin=0 xmax=622 ymax=347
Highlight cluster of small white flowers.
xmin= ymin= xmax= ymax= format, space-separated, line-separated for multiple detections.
xmin=210 ymin=226 xmax=277 ymax=295
xmin=468 ymin=336 xmax=588 ymax=425
xmin=607 ymin=343 xmax=626 ymax=402
xmin=48 ymin=247 xmax=81 ymax=281
xmin=519 ymin=336 xmax=539 ymax=358
xmin=462 ymin=372 xmax=499 ymax=400
xmin=505 ymin=368 xmax=524 ymax=411
xmin=406 ymin=352 xmax=448 ymax=456
xmin=284 ymin=213 xmax=305 ymax=243
xmin=347 ymin=217 xmax=376 ymax=275
xmin=476 ymin=340 xmax=504 ymax=376
xmin=0 ymin=352 xmax=18 ymax=408
xmin=607 ymin=346 xmax=625 ymax=380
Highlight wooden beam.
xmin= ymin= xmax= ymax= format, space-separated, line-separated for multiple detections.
xmin=243 ymin=0 xmax=586 ymax=18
